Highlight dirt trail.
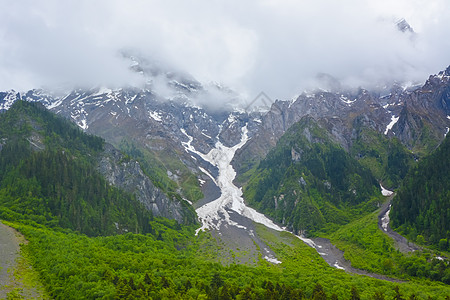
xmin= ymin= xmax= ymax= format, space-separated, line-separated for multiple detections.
xmin=0 ymin=222 xmax=46 ymax=299
xmin=0 ymin=222 xmax=21 ymax=299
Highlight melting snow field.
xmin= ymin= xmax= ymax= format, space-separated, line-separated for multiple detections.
xmin=183 ymin=123 xmax=387 ymax=269
xmin=193 ymin=125 xmax=284 ymax=235
xmin=184 ymin=124 xmax=328 ymax=264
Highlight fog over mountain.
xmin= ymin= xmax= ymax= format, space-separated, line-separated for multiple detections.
xmin=1 ymin=0 xmax=449 ymax=102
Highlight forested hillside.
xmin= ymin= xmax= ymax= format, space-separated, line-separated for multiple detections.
xmin=350 ymin=118 xmax=415 ymax=189
xmin=391 ymin=133 xmax=450 ymax=248
xmin=0 ymin=101 xmax=154 ymax=236
xmin=243 ymin=116 xmax=383 ymax=234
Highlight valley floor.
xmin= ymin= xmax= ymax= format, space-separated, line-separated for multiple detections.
xmin=377 ymin=197 xmax=421 ymax=254
xmin=308 ymin=236 xmax=404 ymax=283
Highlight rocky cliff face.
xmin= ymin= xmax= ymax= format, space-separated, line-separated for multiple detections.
xmin=98 ymin=143 xmax=196 ymax=224
xmin=392 ymin=67 xmax=450 ymax=153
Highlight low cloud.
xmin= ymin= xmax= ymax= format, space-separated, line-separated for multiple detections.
xmin=0 ymin=0 xmax=449 ymax=101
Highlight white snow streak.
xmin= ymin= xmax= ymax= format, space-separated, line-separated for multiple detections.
xmin=193 ymin=125 xmax=285 ymax=236
xmin=340 ymin=95 xmax=356 ymax=105
xmin=198 ymin=166 xmax=218 ymax=186
xmin=296 ymin=236 xmax=317 ymax=248
xmin=186 ymin=124 xmax=349 ymax=266
xmin=201 ymin=131 xmax=212 ymax=139
xmin=381 ymin=205 xmax=391 ymax=232
xmin=384 ymin=115 xmax=399 ymax=135
xmin=46 ymin=98 xmax=63 ymax=109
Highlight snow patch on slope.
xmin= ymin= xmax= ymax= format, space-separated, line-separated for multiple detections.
xmin=380 ymin=184 xmax=394 ymax=196
xmin=340 ymin=95 xmax=356 ymax=105
xmin=334 ymin=262 xmax=345 ymax=270
xmin=384 ymin=115 xmax=399 ymax=135
xmin=79 ymin=119 xmax=88 ymax=130
xmin=149 ymin=111 xmax=162 ymax=122
xmin=47 ymin=98 xmax=64 ymax=110
xmin=0 ymin=91 xmax=19 ymax=110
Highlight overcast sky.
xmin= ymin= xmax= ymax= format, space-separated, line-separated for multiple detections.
xmin=0 ymin=0 xmax=449 ymax=101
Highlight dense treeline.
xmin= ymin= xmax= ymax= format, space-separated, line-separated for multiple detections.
xmin=244 ymin=117 xmax=382 ymax=234
xmin=391 ymin=134 xmax=450 ymax=248
xmin=0 ymin=100 xmax=103 ymax=151
xmin=0 ymin=145 xmax=153 ymax=236
xmin=7 ymin=221 xmax=449 ymax=299
xmin=0 ymin=101 xmax=153 ymax=236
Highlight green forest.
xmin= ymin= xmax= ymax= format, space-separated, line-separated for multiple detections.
xmin=391 ymin=134 xmax=450 ymax=248
xmin=349 ymin=117 xmax=415 ymax=189
xmin=0 ymin=101 xmax=155 ymax=236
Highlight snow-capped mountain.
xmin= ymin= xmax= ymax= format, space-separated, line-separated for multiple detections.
xmin=233 ymin=66 xmax=450 ymax=177
xmin=1 ymin=63 xmax=449 ymax=264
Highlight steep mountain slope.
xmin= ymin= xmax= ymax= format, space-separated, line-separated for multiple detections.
xmin=243 ymin=116 xmax=382 ymax=235
xmin=393 ymin=66 xmax=450 ymax=154
xmin=0 ymin=101 xmax=194 ymax=236
xmin=390 ymin=133 xmax=450 ymax=247
xmin=350 ymin=119 xmax=415 ymax=189
xmin=234 ymin=67 xmax=450 ymax=187
xmin=1 ymin=66 xmax=448 ymax=202
xmin=0 ymin=65 xmax=448 ymax=255
xmin=16 ymin=86 xmax=260 ymax=205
